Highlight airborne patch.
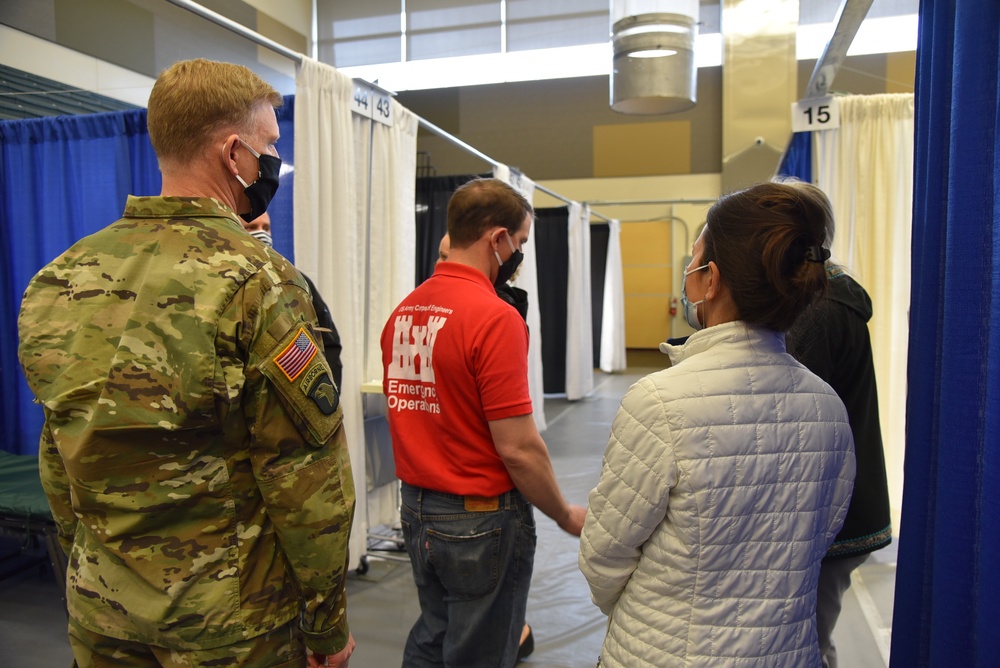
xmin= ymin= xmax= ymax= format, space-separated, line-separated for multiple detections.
xmin=299 ymin=363 xmax=339 ymax=415
xmin=274 ymin=327 xmax=318 ymax=381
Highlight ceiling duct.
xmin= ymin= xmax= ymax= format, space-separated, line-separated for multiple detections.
xmin=610 ymin=0 xmax=700 ymax=115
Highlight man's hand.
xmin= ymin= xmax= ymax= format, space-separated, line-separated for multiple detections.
xmin=559 ymin=504 xmax=587 ymax=537
xmin=308 ymin=633 xmax=356 ymax=668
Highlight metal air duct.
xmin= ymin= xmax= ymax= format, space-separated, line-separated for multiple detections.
xmin=611 ymin=0 xmax=700 ymax=115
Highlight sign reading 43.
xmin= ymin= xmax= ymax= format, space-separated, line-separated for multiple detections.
xmin=351 ymin=80 xmax=394 ymax=128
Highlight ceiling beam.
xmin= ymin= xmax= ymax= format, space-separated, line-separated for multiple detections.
xmin=803 ymin=0 xmax=875 ymax=99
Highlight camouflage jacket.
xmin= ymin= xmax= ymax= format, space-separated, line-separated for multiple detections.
xmin=17 ymin=196 xmax=355 ymax=654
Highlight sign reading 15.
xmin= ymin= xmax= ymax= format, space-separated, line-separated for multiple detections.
xmin=804 ymin=105 xmax=830 ymax=124
xmin=791 ymin=97 xmax=840 ymax=132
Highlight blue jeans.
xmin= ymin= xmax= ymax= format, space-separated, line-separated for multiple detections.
xmin=400 ymin=482 xmax=536 ymax=668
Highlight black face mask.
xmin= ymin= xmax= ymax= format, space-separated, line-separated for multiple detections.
xmin=236 ymin=139 xmax=281 ymax=223
xmin=493 ymin=232 xmax=524 ymax=288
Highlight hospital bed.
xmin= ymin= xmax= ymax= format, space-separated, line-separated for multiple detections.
xmin=0 ymin=450 xmax=67 ymax=606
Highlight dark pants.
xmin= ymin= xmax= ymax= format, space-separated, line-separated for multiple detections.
xmin=816 ymin=553 xmax=870 ymax=668
xmin=400 ymin=482 xmax=537 ymax=668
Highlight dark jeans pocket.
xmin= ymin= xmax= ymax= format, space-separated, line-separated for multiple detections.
xmin=401 ymin=518 xmax=412 ymax=543
xmin=427 ymin=526 xmax=502 ymax=600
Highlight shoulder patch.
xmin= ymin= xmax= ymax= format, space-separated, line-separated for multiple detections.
xmin=274 ymin=327 xmax=318 ymax=381
xmin=301 ymin=368 xmax=339 ymax=415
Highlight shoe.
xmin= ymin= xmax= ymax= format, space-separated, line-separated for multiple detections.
xmin=516 ymin=625 xmax=534 ymax=662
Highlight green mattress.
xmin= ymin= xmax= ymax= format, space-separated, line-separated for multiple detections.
xmin=0 ymin=450 xmax=53 ymax=520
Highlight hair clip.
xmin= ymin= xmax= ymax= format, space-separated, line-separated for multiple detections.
xmin=805 ymin=246 xmax=831 ymax=262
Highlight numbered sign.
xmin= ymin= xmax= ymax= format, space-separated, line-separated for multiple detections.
xmin=351 ymin=80 xmax=394 ymax=128
xmin=372 ymin=90 xmax=393 ymax=126
xmin=791 ymin=96 xmax=840 ymax=132
xmin=350 ymin=83 xmax=370 ymax=118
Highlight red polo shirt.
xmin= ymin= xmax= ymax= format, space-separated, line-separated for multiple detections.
xmin=381 ymin=261 xmax=532 ymax=496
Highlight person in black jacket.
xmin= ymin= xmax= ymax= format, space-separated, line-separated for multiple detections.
xmin=784 ymin=183 xmax=892 ymax=668
xmin=245 ymin=212 xmax=344 ymax=389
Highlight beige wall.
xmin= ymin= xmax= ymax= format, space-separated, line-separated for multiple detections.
xmin=243 ymin=0 xmax=311 ymax=39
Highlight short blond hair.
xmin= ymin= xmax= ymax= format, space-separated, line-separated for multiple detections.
xmin=147 ymin=59 xmax=282 ymax=164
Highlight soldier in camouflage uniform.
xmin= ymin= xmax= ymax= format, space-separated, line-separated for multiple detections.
xmin=17 ymin=59 xmax=356 ymax=668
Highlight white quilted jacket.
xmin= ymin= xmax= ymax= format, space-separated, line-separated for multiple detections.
xmin=579 ymin=322 xmax=855 ymax=668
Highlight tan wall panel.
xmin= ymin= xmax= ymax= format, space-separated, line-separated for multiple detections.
xmin=625 ymin=295 xmax=671 ymax=348
xmin=620 ymin=219 xmax=671 ymax=264
xmin=246 ymin=0 xmax=312 ymax=37
xmin=885 ymin=51 xmax=916 ymax=94
xmin=257 ymin=12 xmax=308 ymax=55
xmin=623 ymin=265 xmax=672 ymax=295
xmin=621 ymin=220 xmax=673 ymax=349
xmin=593 ymin=121 xmax=692 ymax=178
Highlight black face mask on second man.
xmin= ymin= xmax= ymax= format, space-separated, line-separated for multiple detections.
xmin=235 ymin=138 xmax=281 ymax=223
xmin=493 ymin=231 xmax=524 ymax=288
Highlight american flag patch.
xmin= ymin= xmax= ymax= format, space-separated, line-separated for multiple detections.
xmin=274 ymin=328 xmax=318 ymax=382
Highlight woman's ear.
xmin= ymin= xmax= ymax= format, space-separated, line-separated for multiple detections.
xmin=705 ymin=261 xmax=723 ymax=300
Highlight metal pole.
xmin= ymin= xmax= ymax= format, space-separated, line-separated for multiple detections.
xmin=804 ymin=0 xmax=876 ymax=100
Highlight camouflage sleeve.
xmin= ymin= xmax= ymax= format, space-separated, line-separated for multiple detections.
xmin=241 ymin=274 xmax=356 ymax=655
xmin=37 ymin=419 xmax=76 ymax=555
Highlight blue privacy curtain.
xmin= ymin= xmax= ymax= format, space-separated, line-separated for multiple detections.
xmin=890 ymin=2 xmax=1000 ymax=665
xmin=0 ymin=98 xmax=296 ymax=455
xmin=0 ymin=110 xmax=159 ymax=455
xmin=776 ymin=131 xmax=812 ymax=182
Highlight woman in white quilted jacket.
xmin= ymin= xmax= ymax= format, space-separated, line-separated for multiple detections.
xmin=579 ymin=181 xmax=857 ymax=668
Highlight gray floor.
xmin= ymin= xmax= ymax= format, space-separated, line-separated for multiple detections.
xmin=0 ymin=368 xmax=896 ymax=667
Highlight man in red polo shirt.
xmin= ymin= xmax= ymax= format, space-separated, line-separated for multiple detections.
xmin=382 ymin=177 xmax=585 ymax=667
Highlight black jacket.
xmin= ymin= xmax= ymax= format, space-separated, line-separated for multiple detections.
xmin=496 ymin=284 xmax=528 ymax=321
xmin=302 ymin=273 xmax=343 ymax=391
xmin=786 ymin=266 xmax=892 ymax=558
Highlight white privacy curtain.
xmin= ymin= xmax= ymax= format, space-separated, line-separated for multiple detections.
xmin=294 ymin=58 xmax=367 ymax=570
xmin=600 ymin=218 xmax=627 ymax=373
xmin=813 ymin=93 xmax=914 ymax=531
xmin=363 ymin=100 xmax=419 ymax=527
xmin=565 ymin=202 xmax=594 ymax=399
xmin=494 ymin=164 xmax=546 ymax=432
xmin=364 ymin=105 xmax=419 ymax=383
xmin=294 ymin=58 xmax=419 ymax=567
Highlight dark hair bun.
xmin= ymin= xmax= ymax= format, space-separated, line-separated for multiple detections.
xmin=703 ymin=181 xmax=831 ymax=331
